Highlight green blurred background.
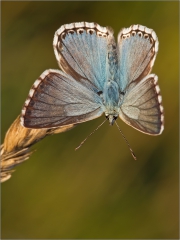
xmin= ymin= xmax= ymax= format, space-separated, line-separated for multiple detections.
xmin=2 ymin=1 xmax=179 ymax=239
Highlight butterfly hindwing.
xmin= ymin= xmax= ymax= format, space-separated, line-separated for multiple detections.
xmin=119 ymin=74 xmax=164 ymax=135
xmin=21 ymin=69 xmax=103 ymax=128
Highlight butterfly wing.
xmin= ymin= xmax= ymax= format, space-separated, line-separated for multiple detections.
xmin=119 ymin=74 xmax=164 ymax=135
xmin=117 ymin=25 xmax=159 ymax=92
xmin=117 ymin=25 xmax=164 ymax=135
xmin=21 ymin=69 xmax=103 ymax=128
xmin=53 ymin=22 xmax=113 ymax=92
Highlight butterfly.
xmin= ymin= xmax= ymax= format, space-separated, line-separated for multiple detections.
xmin=21 ymin=22 xmax=164 ymax=138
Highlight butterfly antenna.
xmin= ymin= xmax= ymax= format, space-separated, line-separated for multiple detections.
xmin=75 ymin=119 xmax=107 ymax=151
xmin=115 ymin=121 xmax=137 ymax=160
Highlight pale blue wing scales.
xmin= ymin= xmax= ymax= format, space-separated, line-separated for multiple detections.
xmin=117 ymin=25 xmax=159 ymax=91
xmin=119 ymin=74 xmax=164 ymax=135
xmin=84 ymin=31 xmax=102 ymax=86
xmin=53 ymin=22 xmax=112 ymax=91
xmin=21 ymin=69 xmax=103 ymax=128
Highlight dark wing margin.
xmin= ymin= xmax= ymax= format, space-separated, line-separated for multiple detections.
xmin=119 ymin=74 xmax=164 ymax=135
xmin=21 ymin=69 xmax=103 ymax=129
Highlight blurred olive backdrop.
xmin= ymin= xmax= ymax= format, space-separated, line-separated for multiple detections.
xmin=2 ymin=1 xmax=179 ymax=239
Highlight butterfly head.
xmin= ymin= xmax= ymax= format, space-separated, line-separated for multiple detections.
xmin=105 ymin=114 xmax=118 ymax=126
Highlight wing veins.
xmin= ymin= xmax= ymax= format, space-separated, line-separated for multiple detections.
xmin=61 ymin=41 xmax=90 ymax=81
xmin=52 ymin=73 xmax=99 ymax=98
xmin=47 ymin=74 xmax=82 ymax=92
xmin=29 ymin=102 xmax=85 ymax=111
xmin=138 ymin=119 xmax=159 ymax=125
xmin=27 ymin=106 xmax=101 ymax=119
xmin=130 ymin=84 xmax=155 ymax=104
xmin=132 ymin=91 xmax=157 ymax=107
xmin=38 ymin=89 xmax=64 ymax=101
xmin=131 ymin=44 xmax=154 ymax=82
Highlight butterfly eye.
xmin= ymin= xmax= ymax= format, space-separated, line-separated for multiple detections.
xmin=113 ymin=115 xmax=118 ymax=121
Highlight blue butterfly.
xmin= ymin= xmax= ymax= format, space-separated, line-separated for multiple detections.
xmin=21 ymin=22 xmax=164 ymax=138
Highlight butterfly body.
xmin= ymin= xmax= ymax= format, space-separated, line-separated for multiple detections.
xmin=21 ymin=22 xmax=164 ymax=136
xmin=101 ymin=81 xmax=120 ymax=125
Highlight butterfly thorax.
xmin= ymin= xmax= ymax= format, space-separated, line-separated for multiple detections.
xmin=103 ymin=80 xmax=122 ymax=125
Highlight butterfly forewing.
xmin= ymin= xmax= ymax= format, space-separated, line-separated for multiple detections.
xmin=117 ymin=25 xmax=159 ymax=92
xmin=53 ymin=22 xmax=112 ymax=91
